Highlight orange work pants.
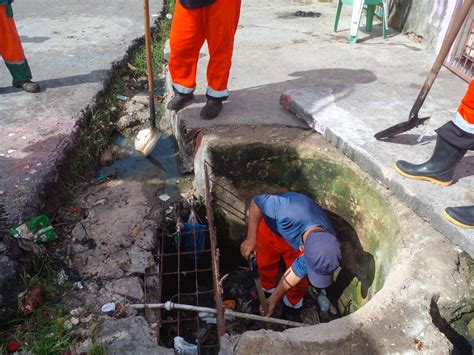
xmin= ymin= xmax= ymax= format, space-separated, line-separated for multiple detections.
xmin=458 ymin=80 xmax=474 ymax=125
xmin=256 ymin=219 xmax=309 ymax=308
xmin=169 ymin=0 xmax=241 ymax=100
xmin=0 ymin=4 xmax=31 ymax=81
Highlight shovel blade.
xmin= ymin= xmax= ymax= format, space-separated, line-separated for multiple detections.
xmin=374 ymin=116 xmax=431 ymax=140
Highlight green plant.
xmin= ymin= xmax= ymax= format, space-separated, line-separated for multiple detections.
xmin=89 ymin=344 xmax=107 ymax=355
xmin=1 ymin=258 xmax=73 ymax=354
xmin=130 ymin=0 xmax=175 ymax=76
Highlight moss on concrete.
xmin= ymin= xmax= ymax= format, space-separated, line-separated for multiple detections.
xmin=209 ymin=142 xmax=401 ymax=312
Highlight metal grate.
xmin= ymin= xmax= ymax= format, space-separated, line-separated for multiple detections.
xmin=444 ymin=5 xmax=474 ymax=82
xmin=145 ymin=163 xmax=225 ymax=354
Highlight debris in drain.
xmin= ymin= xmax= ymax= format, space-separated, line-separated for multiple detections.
xmin=10 ymin=214 xmax=57 ymax=243
xmin=224 ymin=299 xmax=236 ymax=310
xmin=101 ymin=302 xmax=116 ymax=314
xmin=19 ymin=283 xmax=44 ymax=314
xmin=116 ymin=94 xmax=129 ymax=101
xmin=7 ymin=341 xmax=21 ymax=353
xmin=174 ymin=336 xmax=197 ymax=354
xmin=159 ymin=193 xmax=171 ymax=202
xmin=295 ymin=10 xmax=321 ymax=18
xmin=413 ymin=338 xmax=424 ymax=351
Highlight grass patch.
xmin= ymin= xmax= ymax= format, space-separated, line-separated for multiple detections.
xmin=88 ymin=344 xmax=107 ymax=355
xmin=130 ymin=0 xmax=175 ymax=76
xmin=1 ymin=258 xmax=73 ymax=354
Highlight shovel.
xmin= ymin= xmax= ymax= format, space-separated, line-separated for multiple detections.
xmin=135 ymin=0 xmax=161 ymax=156
xmin=248 ymin=253 xmax=269 ymax=315
xmin=374 ymin=0 xmax=473 ymax=140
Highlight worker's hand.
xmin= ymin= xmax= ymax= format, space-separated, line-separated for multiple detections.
xmin=259 ymin=295 xmax=277 ymax=317
xmin=240 ymin=238 xmax=256 ymax=259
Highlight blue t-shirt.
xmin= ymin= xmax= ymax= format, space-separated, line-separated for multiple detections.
xmin=253 ymin=192 xmax=335 ymax=279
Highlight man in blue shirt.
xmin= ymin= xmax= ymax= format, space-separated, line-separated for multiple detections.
xmin=240 ymin=192 xmax=341 ymax=316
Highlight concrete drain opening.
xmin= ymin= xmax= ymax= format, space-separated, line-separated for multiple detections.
xmin=197 ymin=142 xmax=397 ymax=319
xmin=183 ymin=127 xmax=474 ymax=352
xmin=149 ymin=145 xmax=396 ymax=353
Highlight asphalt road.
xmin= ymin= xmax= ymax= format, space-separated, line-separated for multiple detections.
xmin=0 ymin=0 xmax=163 ymax=222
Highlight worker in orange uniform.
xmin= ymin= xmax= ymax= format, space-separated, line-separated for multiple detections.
xmin=395 ymin=80 xmax=474 ymax=228
xmin=166 ymin=0 xmax=241 ymax=119
xmin=240 ymin=192 xmax=341 ymax=320
xmin=0 ymin=0 xmax=40 ymax=93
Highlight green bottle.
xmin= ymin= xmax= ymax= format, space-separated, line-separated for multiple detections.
xmin=10 ymin=215 xmax=57 ymax=243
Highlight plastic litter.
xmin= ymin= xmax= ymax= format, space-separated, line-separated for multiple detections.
xmin=19 ymin=283 xmax=44 ymax=314
xmin=198 ymin=311 xmax=216 ymax=324
xmin=173 ymin=336 xmax=197 ymax=355
xmin=159 ymin=193 xmax=170 ymax=201
xmin=10 ymin=215 xmax=57 ymax=243
xmin=56 ymin=270 xmax=68 ymax=285
xmin=317 ymin=289 xmax=331 ymax=312
xmin=101 ymin=302 xmax=116 ymax=313
xmin=7 ymin=341 xmax=21 ymax=352
xmin=116 ymin=94 xmax=129 ymax=101
xmin=224 ymin=299 xmax=236 ymax=310
xmin=173 ymin=222 xmax=206 ymax=260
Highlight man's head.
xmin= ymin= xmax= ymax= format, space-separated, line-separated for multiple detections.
xmin=303 ymin=232 xmax=341 ymax=288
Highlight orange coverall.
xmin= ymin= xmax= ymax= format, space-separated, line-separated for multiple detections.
xmin=256 ymin=219 xmax=309 ymax=308
xmin=0 ymin=3 xmax=32 ymax=82
xmin=458 ymin=80 xmax=474 ymax=125
xmin=169 ymin=0 xmax=241 ymax=100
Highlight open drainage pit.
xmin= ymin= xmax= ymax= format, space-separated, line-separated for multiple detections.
xmin=144 ymin=125 xmax=474 ymax=352
xmin=154 ymin=135 xmax=400 ymax=352
xmin=155 ymin=200 xmax=331 ymax=354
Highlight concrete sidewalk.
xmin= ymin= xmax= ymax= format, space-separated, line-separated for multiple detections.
xmin=0 ymin=0 xmax=162 ymax=223
xmin=166 ymin=0 xmax=471 ymax=255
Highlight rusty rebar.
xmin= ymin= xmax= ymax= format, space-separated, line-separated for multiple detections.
xmin=204 ymin=163 xmax=226 ymax=340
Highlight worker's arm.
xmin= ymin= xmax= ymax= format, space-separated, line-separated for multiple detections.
xmin=240 ymin=199 xmax=263 ymax=259
xmin=261 ymin=267 xmax=302 ymax=317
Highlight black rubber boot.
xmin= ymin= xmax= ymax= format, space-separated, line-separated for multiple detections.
xmin=12 ymin=80 xmax=41 ymax=93
xmin=444 ymin=206 xmax=474 ymax=228
xmin=395 ymin=136 xmax=467 ymax=185
xmin=167 ymin=92 xmax=194 ymax=111
xmin=200 ymin=99 xmax=223 ymax=120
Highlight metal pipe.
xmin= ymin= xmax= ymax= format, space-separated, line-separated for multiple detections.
xmin=131 ymin=301 xmax=309 ymax=328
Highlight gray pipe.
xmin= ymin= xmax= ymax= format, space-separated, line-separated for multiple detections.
xmin=130 ymin=301 xmax=309 ymax=328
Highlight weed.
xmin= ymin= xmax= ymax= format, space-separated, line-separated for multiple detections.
xmin=1 ymin=258 xmax=73 ymax=354
xmin=88 ymin=344 xmax=107 ymax=355
xmin=130 ymin=0 xmax=175 ymax=77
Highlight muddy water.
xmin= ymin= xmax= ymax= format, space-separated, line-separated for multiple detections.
xmin=99 ymin=133 xmax=183 ymax=203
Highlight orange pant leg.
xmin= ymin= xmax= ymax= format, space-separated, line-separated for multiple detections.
xmin=168 ymin=1 xmax=206 ymax=93
xmin=256 ymin=219 xmax=281 ymax=292
xmin=203 ymin=0 xmax=241 ymax=98
xmin=256 ymin=219 xmax=308 ymax=308
xmin=0 ymin=4 xmax=26 ymax=64
xmin=282 ymin=244 xmax=309 ymax=308
xmin=458 ymin=80 xmax=474 ymax=125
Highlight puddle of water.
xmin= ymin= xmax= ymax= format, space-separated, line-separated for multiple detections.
xmin=99 ymin=133 xmax=182 ymax=200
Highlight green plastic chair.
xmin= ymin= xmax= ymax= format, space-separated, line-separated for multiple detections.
xmin=334 ymin=0 xmax=388 ymax=43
